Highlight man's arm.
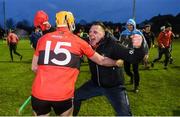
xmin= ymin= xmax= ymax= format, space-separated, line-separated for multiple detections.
xmin=89 ymin=52 xmax=123 ymax=67
xmin=32 ymin=55 xmax=39 ymax=73
xmin=112 ymin=41 xmax=146 ymax=64
xmin=152 ymin=32 xmax=155 ymax=47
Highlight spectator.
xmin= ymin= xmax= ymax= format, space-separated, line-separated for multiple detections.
xmin=119 ymin=19 xmax=149 ymax=92
xmin=113 ymin=26 xmax=121 ymax=39
xmin=73 ymin=21 xmax=147 ymax=116
xmin=29 ymin=28 xmax=42 ymax=49
xmin=168 ymin=26 xmax=175 ymax=64
xmin=142 ymin=24 xmax=155 ymax=69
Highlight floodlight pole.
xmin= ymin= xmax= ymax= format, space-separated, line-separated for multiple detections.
xmin=132 ymin=0 xmax=136 ymax=20
xmin=3 ymin=0 xmax=6 ymax=35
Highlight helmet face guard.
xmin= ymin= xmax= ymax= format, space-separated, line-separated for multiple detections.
xmin=34 ymin=10 xmax=50 ymax=31
xmin=56 ymin=11 xmax=75 ymax=31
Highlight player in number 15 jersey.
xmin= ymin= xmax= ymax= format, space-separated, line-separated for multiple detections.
xmin=31 ymin=11 xmax=120 ymax=116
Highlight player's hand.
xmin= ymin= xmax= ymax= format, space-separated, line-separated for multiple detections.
xmin=116 ymin=59 xmax=124 ymax=67
xmin=130 ymin=34 xmax=143 ymax=48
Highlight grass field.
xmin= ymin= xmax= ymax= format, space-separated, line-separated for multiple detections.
xmin=0 ymin=38 xmax=180 ymax=116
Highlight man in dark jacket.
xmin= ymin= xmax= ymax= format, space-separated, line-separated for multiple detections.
xmin=142 ymin=24 xmax=155 ymax=68
xmin=30 ymin=28 xmax=42 ymax=49
xmin=73 ymin=22 xmax=147 ymax=116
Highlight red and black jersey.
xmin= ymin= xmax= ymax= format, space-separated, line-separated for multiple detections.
xmin=7 ymin=33 xmax=19 ymax=44
xmin=157 ymin=30 xmax=173 ymax=48
xmin=32 ymin=27 xmax=95 ymax=101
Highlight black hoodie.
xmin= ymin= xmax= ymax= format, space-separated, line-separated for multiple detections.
xmin=88 ymin=32 xmax=145 ymax=87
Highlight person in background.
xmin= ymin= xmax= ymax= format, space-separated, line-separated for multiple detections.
xmin=29 ymin=28 xmax=42 ymax=49
xmin=33 ymin=10 xmax=55 ymax=35
xmin=30 ymin=10 xmax=55 ymax=50
xmin=119 ymin=19 xmax=149 ymax=93
xmin=168 ymin=26 xmax=175 ymax=64
xmin=113 ymin=26 xmax=121 ymax=39
xmin=142 ymin=24 xmax=155 ymax=69
xmin=31 ymin=11 xmax=121 ymax=116
xmin=73 ymin=21 xmax=147 ymax=116
xmin=7 ymin=29 xmax=23 ymax=61
xmin=151 ymin=23 xmax=174 ymax=69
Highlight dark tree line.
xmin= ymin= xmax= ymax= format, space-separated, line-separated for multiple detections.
xmin=75 ymin=13 xmax=180 ymax=36
xmin=0 ymin=13 xmax=180 ymax=39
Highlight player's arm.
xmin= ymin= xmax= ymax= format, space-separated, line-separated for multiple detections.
xmin=89 ymin=52 xmax=123 ymax=67
xmin=32 ymin=55 xmax=38 ymax=73
xmin=157 ymin=32 xmax=164 ymax=48
xmin=16 ymin=34 xmax=19 ymax=44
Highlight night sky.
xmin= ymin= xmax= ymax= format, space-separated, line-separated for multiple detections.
xmin=0 ymin=0 xmax=180 ymax=27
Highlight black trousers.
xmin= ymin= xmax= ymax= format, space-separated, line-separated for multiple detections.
xmin=9 ymin=43 xmax=21 ymax=61
xmin=153 ymin=47 xmax=170 ymax=66
xmin=124 ymin=61 xmax=140 ymax=87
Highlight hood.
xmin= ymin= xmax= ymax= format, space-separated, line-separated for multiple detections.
xmin=126 ymin=19 xmax=136 ymax=31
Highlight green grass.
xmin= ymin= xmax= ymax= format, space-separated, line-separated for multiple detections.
xmin=0 ymin=38 xmax=180 ymax=116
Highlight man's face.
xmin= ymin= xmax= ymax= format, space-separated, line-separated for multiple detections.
xmin=40 ymin=22 xmax=51 ymax=31
xmin=165 ymin=27 xmax=171 ymax=31
xmin=127 ymin=24 xmax=134 ymax=31
xmin=89 ymin=25 xmax=105 ymax=47
xmin=145 ymin=26 xmax=151 ymax=32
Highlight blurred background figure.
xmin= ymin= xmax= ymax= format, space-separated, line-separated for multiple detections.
xmin=142 ymin=24 xmax=155 ymax=69
xmin=151 ymin=23 xmax=174 ymax=69
xmin=29 ymin=10 xmax=55 ymax=50
xmin=7 ymin=29 xmax=23 ymax=62
xmin=33 ymin=10 xmax=55 ymax=35
xmin=119 ymin=19 xmax=149 ymax=93
xmin=29 ymin=28 xmax=42 ymax=50
xmin=113 ymin=26 xmax=121 ymax=39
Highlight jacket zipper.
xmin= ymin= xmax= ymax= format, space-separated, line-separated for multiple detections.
xmin=96 ymin=64 xmax=101 ymax=86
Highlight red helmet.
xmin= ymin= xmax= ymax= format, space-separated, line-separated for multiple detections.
xmin=34 ymin=10 xmax=49 ymax=31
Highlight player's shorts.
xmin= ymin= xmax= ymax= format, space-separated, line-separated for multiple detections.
xmin=31 ymin=95 xmax=73 ymax=115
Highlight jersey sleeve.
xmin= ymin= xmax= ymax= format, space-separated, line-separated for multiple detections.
xmin=157 ymin=32 xmax=164 ymax=47
xmin=80 ymin=39 xmax=95 ymax=58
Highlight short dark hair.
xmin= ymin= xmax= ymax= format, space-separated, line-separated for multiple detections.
xmin=144 ymin=24 xmax=151 ymax=28
xmin=165 ymin=23 xmax=172 ymax=28
xmin=92 ymin=21 xmax=107 ymax=31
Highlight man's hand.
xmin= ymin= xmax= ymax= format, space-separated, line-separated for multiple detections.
xmin=143 ymin=54 xmax=149 ymax=62
xmin=116 ymin=59 xmax=124 ymax=67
